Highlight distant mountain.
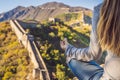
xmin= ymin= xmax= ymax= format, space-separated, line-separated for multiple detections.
xmin=39 ymin=2 xmax=70 ymax=8
xmin=0 ymin=2 xmax=91 ymax=22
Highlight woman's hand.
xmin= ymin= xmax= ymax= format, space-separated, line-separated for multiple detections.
xmin=60 ymin=38 xmax=69 ymax=50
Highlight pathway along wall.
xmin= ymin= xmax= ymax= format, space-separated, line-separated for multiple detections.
xmin=10 ymin=20 xmax=50 ymax=80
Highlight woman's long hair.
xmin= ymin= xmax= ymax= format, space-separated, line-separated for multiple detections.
xmin=97 ymin=0 xmax=120 ymax=56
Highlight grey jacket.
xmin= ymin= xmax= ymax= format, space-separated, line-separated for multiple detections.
xmin=65 ymin=3 xmax=120 ymax=80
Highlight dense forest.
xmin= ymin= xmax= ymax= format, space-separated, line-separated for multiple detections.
xmin=23 ymin=12 xmax=92 ymax=80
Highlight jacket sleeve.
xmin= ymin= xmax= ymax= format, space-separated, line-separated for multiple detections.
xmin=65 ymin=5 xmax=103 ymax=62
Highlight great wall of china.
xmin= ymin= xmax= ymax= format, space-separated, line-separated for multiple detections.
xmin=10 ymin=20 xmax=50 ymax=80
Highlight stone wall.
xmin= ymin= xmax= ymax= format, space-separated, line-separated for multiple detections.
xmin=10 ymin=20 xmax=50 ymax=80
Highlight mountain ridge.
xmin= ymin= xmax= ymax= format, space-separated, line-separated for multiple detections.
xmin=0 ymin=2 xmax=92 ymax=22
xmin=38 ymin=2 xmax=70 ymax=8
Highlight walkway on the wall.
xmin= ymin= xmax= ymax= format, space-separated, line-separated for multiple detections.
xmin=10 ymin=20 xmax=50 ymax=80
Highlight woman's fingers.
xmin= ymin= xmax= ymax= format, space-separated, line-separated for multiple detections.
xmin=62 ymin=38 xmax=67 ymax=45
xmin=60 ymin=38 xmax=68 ymax=50
xmin=64 ymin=38 xmax=67 ymax=42
xmin=63 ymin=38 xmax=68 ymax=44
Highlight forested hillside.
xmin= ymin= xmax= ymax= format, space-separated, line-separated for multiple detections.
xmin=0 ymin=9 xmax=93 ymax=80
xmin=23 ymin=17 xmax=91 ymax=79
xmin=0 ymin=22 xmax=33 ymax=80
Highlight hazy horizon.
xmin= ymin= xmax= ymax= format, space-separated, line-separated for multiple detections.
xmin=0 ymin=0 xmax=103 ymax=13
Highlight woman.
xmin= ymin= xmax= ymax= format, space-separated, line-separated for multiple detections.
xmin=60 ymin=0 xmax=120 ymax=80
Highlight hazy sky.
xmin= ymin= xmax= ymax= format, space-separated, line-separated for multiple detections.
xmin=0 ymin=0 xmax=103 ymax=13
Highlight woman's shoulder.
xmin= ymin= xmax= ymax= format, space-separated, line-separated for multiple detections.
xmin=94 ymin=3 xmax=103 ymax=12
xmin=92 ymin=3 xmax=103 ymax=31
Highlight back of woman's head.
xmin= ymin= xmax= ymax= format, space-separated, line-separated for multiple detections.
xmin=97 ymin=0 xmax=120 ymax=56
